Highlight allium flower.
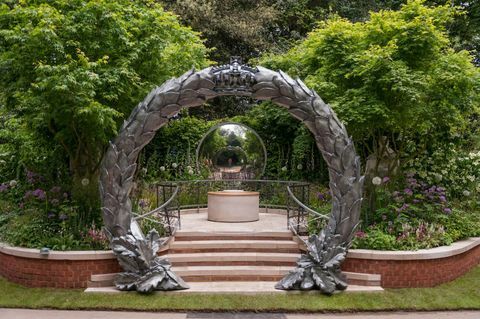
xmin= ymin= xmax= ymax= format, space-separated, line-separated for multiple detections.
xmin=171 ymin=163 xmax=178 ymax=169
xmin=9 ymin=180 xmax=17 ymax=187
xmin=81 ymin=178 xmax=89 ymax=186
xmin=372 ymin=176 xmax=382 ymax=186
xmin=50 ymin=186 xmax=61 ymax=193
xmin=159 ymin=166 xmax=166 ymax=172
xmin=462 ymin=190 xmax=471 ymax=197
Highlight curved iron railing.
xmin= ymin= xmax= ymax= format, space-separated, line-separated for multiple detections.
xmin=135 ymin=179 xmax=328 ymax=238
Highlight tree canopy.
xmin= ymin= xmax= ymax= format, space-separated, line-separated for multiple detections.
xmin=260 ymin=0 xmax=480 ymax=163
xmin=0 ymin=0 xmax=209 ymax=185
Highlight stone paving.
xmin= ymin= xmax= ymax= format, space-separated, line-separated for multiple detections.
xmin=1 ymin=309 xmax=480 ymax=319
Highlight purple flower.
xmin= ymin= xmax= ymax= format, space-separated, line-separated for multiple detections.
xmin=439 ymin=196 xmax=446 ymax=203
xmin=32 ymin=189 xmax=46 ymax=200
xmin=355 ymin=231 xmax=367 ymax=238
xmin=63 ymin=192 xmax=68 ymax=199
xmin=317 ymin=192 xmax=325 ymax=201
xmin=59 ymin=214 xmax=68 ymax=221
xmin=413 ymin=199 xmax=421 ymax=204
xmin=19 ymin=202 xmax=24 ymax=209
xmin=0 ymin=183 xmax=8 ymax=192
xmin=381 ymin=214 xmax=387 ymax=220
xmin=47 ymin=212 xmax=56 ymax=219
xmin=396 ymin=203 xmax=410 ymax=213
xmin=382 ymin=176 xmax=390 ymax=183
xmin=443 ymin=208 xmax=452 ymax=214
xmin=139 ymin=199 xmax=147 ymax=209
xmin=404 ymin=188 xmax=413 ymax=196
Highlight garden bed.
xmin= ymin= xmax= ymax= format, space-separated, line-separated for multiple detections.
xmin=1 ymin=237 xmax=478 ymax=289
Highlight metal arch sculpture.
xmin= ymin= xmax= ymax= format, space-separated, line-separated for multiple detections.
xmin=99 ymin=57 xmax=364 ymax=294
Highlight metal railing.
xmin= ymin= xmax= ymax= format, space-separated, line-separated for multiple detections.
xmin=134 ymin=179 xmax=329 ymax=239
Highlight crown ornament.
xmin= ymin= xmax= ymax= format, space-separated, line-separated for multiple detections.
xmin=211 ymin=57 xmax=257 ymax=95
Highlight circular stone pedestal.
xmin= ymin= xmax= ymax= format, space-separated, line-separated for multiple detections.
xmin=207 ymin=190 xmax=259 ymax=222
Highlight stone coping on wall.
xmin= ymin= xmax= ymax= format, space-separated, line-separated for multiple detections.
xmin=347 ymin=237 xmax=480 ymax=260
xmin=0 ymin=242 xmax=115 ymax=260
xmin=1 ymin=237 xmax=478 ymax=261
xmin=295 ymin=237 xmax=480 ymax=260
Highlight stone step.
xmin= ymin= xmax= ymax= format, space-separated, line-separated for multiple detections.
xmin=174 ymin=231 xmax=293 ymax=241
xmin=166 ymin=252 xmax=300 ymax=266
xmin=89 ymin=269 xmax=381 ymax=287
xmin=85 ymin=282 xmax=384 ymax=294
xmin=168 ymin=239 xmax=301 ymax=254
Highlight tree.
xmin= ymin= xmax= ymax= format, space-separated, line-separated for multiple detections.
xmin=0 ymin=0 xmax=209 ymax=197
xmin=261 ymin=0 xmax=480 ymax=178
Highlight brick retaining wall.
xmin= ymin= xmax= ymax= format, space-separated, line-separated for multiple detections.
xmin=0 ymin=245 xmax=121 ymax=289
xmin=0 ymin=237 xmax=478 ymax=289
xmin=341 ymin=241 xmax=480 ymax=288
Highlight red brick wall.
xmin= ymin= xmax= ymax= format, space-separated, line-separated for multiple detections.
xmin=342 ymin=245 xmax=480 ymax=288
xmin=0 ymin=251 xmax=121 ymax=288
xmin=0 ymin=245 xmax=478 ymax=289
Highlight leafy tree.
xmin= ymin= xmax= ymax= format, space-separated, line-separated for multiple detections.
xmin=0 ymin=0 xmax=209 ymax=197
xmin=261 ymin=0 xmax=480 ymax=177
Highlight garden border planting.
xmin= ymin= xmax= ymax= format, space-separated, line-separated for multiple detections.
xmin=1 ymin=237 xmax=478 ymax=289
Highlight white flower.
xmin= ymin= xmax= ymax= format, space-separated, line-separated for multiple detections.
xmin=9 ymin=180 xmax=17 ymax=187
xmin=186 ymin=165 xmax=192 ymax=170
xmin=281 ymin=166 xmax=287 ymax=172
xmin=433 ymin=173 xmax=443 ymax=182
xmin=467 ymin=175 xmax=475 ymax=182
xmin=296 ymin=164 xmax=303 ymax=170
xmin=159 ymin=166 xmax=166 ymax=172
xmin=141 ymin=167 xmax=147 ymax=174
xmin=462 ymin=190 xmax=471 ymax=197
xmin=372 ymin=176 xmax=382 ymax=186
xmin=0 ymin=160 xmax=6 ymax=165
xmin=188 ymin=169 xmax=194 ymax=175
xmin=81 ymin=178 xmax=89 ymax=186
xmin=171 ymin=163 xmax=178 ymax=169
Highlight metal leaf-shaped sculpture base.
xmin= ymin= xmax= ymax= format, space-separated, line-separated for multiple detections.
xmin=275 ymin=222 xmax=353 ymax=294
xmin=111 ymin=230 xmax=189 ymax=293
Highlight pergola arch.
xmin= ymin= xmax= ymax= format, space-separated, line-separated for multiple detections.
xmin=99 ymin=58 xmax=364 ymax=294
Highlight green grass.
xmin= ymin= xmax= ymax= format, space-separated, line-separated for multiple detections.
xmin=0 ymin=266 xmax=479 ymax=312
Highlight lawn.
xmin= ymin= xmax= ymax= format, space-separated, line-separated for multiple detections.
xmin=0 ymin=266 xmax=478 ymax=312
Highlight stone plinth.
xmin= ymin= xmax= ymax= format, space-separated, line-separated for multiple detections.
xmin=207 ymin=190 xmax=259 ymax=222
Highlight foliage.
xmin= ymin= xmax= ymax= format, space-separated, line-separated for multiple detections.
xmin=260 ymin=0 xmax=480 ymax=177
xmin=0 ymin=170 xmax=108 ymax=250
xmin=0 ymin=0 xmax=209 ymax=187
xmin=352 ymin=173 xmax=480 ymax=250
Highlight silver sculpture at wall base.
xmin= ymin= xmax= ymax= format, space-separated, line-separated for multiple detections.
xmin=99 ymin=57 xmax=364 ymax=294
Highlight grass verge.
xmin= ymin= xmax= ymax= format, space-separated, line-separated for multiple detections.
xmin=0 ymin=266 xmax=479 ymax=312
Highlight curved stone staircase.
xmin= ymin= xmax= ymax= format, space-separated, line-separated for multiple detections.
xmin=87 ymin=225 xmax=382 ymax=293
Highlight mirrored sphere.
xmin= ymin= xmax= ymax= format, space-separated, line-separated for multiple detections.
xmin=196 ymin=122 xmax=267 ymax=180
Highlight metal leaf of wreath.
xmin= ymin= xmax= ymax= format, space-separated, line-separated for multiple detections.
xmin=99 ymin=58 xmax=364 ymax=294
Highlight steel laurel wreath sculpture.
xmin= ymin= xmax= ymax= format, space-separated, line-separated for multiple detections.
xmin=99 ymin=57 xmax=364 ymax=294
